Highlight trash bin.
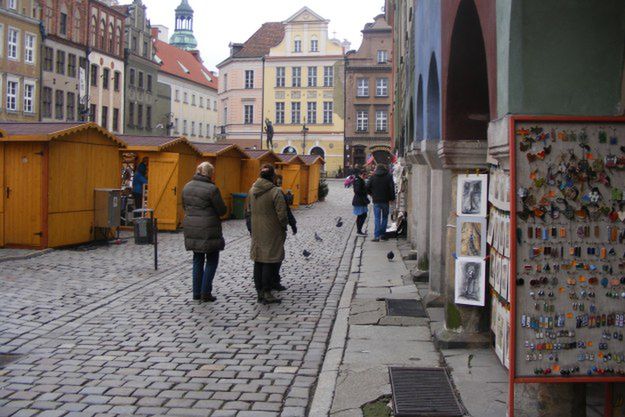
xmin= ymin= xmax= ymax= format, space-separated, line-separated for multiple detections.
xmin=133 ymin=209 xmax=155 ymax=244
xmin=231 ymin=193 xmax=248 ymax=220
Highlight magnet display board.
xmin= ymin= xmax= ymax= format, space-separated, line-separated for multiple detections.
xmin=510 ymin=116 xmax=625 ymax=388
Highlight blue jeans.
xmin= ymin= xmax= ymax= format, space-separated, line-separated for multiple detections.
xmin=192 ymin=252 xmax=219 ymax=297
xmin=373 ymin=203 xmax=389 ymax=239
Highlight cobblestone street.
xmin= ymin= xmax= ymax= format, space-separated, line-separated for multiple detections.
xmin=0 ymin=181 xmax=355 ymax=417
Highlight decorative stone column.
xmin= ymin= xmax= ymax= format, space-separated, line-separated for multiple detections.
xmin=434 ymin=140 xmax=491 ymax=348
xmin=421 ymin=139 xmax=449 ymax=307
xmin=405 ymin=140 xmax=431 ymax=266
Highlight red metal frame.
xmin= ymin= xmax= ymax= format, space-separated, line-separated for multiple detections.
xmin=507 ymin=115 xmax=625 ymax=417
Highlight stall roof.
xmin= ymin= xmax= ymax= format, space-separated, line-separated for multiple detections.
xmin=277 ymin=154 xmax=306 ymax=164
xmin=300 ymin=155 xmax=325 ymax=165
xmin=119 ymin=135 xmax=200 ymax=154
xmin=193 ymin=142 xmax=248 ymax=158
xmin=0 ymin=122 xmax=126 ymax=147
xmin=244 ymin=149 xmax=282 ymax=162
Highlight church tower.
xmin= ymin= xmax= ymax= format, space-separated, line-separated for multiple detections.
xmin=169 ymin=0 xmax=198 ymax=50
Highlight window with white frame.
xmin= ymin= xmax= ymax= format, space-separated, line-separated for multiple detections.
xmin=8 ymin=28 xmax=19 ymax=60
xmin=310 ymin=39 xmax=318 ymax=52
xmin=175 ymin=89 xmax=180 ymax=101
xmin=6 ymin=80 xmax=18 ymax=111
xmin=376 ymin=78 xmax=388 ymax=96
xmin=357 ymin=78 xmax=369 ymax=97
xmin=199 ymin=96 xmax=204 ymax=108
xmin=375 ymin=110 xmax=388 ymax=132
xmin=191 ymin=121 xmax=195 ymax=136
xmin=8 ymin=0 xmax=16 ymax=9
xmin=213 ymin=100 xmax=217 ymax=110
xmin=174 ymin=118 xmax=179 ymax=134
xmin=307 ymin=102 xmax=317 ymax=124
xmin=25 ymin=33 xmax=35 ymax=64
xmin=323 ymin=66 xmax=333 ymax=87
xmin=183 ymin=92 xmax=188 ymax=103
xmin=244 ymin=104 xmax=254 ymax=124
xmin=377 ymin=50 xmax=388 ymax=64
xmin=206 ymin=124 xmax=210 ymax=137
xmin=291 ymin=102 xmax=301 ymax=124
xmin=292 ymin=67 xmax=301 ymax=87
xmin=198 ymin=122 xmax=203 ymax=137
xmin=275 ymin=102 xmax=285 ymax=124
xmin=307 ymin=66 xmax=317 ymax=87
xmin=244 ymin=70 xmax=254 ymax=89
xmin=276 ymin=67 xmax=285 ymax=87
xmin=183 ymin=119 xmax=188 ymax=135
xmin=323 ymin=101 xmax=333 ymax=124
xmin=294 ymin=39 xmax=301 ymax=52
xmin=23 ymin=83 xmax=34 ymax=113
xmin=356 ymin=110 xmax=368 ymax=131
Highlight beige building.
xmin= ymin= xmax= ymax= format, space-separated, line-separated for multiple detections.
xmin=0 ymin=0 xmax=41 ymax=122
xmin=217 ymin=22 xmax=284 ymax=149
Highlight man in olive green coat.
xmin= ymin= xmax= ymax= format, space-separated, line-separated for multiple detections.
xmin=248 ymin=165 xmax=288 ymax=304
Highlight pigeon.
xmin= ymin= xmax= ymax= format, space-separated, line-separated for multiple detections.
xmin=336 ymin=217 xmax=343 ymax=228
xmin=302 ymin=249 xmax=311 ymax=259
xmin=387 ymin=251 xmax=395 ymax=261
xmin=314 ymin=232 xmax=323 ymax=242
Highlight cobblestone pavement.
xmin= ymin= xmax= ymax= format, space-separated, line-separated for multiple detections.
xmin=0 ymin=181 xmax=356 ymax=417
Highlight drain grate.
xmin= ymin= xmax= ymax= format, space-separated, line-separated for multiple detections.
xmin=389 ymin=367 xmax=463 ymax=417
xmin=0 ymin=354 xmax=22 ymax=368
xmin=386 ymin=299 xmax=426 ymax=317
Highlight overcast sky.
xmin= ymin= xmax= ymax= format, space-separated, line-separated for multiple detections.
xmin=142 ymin=0 xmax=386 ymax=72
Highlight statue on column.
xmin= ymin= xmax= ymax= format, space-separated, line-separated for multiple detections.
xmin=265 ymin=118 xmax=274 ymax=150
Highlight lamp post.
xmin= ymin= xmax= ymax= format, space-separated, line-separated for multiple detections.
xmin=302 ymin=120 xmax=309 ymax=155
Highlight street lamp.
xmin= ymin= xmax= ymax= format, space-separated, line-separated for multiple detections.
xmin=302 ymin=119 xmax=309 ymax=155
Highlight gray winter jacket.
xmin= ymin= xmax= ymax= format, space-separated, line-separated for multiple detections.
xmin=182 ymin=174 xmax=227 ymax=253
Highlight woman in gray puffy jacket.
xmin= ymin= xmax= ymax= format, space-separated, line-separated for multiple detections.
xmin=182 ymin=162 xmax=227 ymax=302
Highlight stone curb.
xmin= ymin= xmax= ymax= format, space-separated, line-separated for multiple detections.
xmin=0 ymin=248 xmax=54 ymax=264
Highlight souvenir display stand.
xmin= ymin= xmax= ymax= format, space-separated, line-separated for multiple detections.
xmin=509 ymin=116 xmax=625 ymax=417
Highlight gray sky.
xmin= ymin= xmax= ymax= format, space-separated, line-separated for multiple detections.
xmin=142 ymin=0 xmax=385 ymax=72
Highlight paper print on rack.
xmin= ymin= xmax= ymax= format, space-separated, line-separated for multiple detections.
xmin=454 ymin=257 xmax=486 ymax=306
xmin=456 ymin=216 xmax=487 ymax=258
xmin=457 ymin=174 xmax=488 ymax=217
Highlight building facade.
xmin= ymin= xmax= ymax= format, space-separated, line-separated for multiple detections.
xmin=345 ymin=14 xmax=393 ymax=169
xmin=217 ymin=22 xmax=284 ymax=149
xmin=153 ymin=35 xmax=218 ymax=142
xmin=115 ymin=0 xmax=158 ymax=136
xmin=87 ymin=0 xmax=124 ymax=133
xmin=0 ymin=0 xmax=41 ymax=122
xmin=262 ymin=7 xmax=347 ymax=175
xmin=38 ymin=0 xmax=88 ymax=123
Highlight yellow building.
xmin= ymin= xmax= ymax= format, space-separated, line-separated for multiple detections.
xmin=262 ymin=7 xmax=347 ymax=175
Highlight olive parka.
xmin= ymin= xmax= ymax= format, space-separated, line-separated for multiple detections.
xmin=182 ymin=174 xmax=227 ymax=253
xmin=247 ymin=178 xmax=289 ymax=263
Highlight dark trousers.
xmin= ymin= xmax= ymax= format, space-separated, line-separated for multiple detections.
xmin=356 ymin=213 xmax=367 ymax=232
xmin=254 ymin=262 xmax=280 ymax=292
xmin=192 ymin=252 xmax=219 ymax=297
xmin=133 ymin=192 xmax=143 ymax=209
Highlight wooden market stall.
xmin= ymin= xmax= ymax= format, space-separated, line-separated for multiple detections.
xmin=276 ymin=154 xmax=306 ymax=208
xmin=194 ymin=143 xmax=249 ymax=218
xmin=0 ymin=122 xmax=126 ymax=248
xmin=241 ymin=149 xmax=282 ymax=193
xmin=119 ymin=135 xmax=201 ymax=231
xmin=299 ymin=155 xmax=325 ymax=205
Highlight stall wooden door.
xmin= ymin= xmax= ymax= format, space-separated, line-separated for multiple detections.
xmin=282 ymin=165 xmax=301 ymax=208
xmin=299 ymin=167 xmax=310 ymax=205
xmin=146 ymin=153 xmax=179 ymax=231
xmin=4 ymin=143 xmax=43 ymax=247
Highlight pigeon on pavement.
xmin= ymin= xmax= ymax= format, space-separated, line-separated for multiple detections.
xmin=315 ymin=232 xmax=323 ymax=242
xmin=387 ymin=251 xmax=395 ymax=261
xmin=303 ymin=249 xmax=311 ymax=259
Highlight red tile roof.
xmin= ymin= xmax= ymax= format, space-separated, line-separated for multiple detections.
xmin=153 ymin=39 xmax=218 ymax=90
xmin=300 ymin=154 xmax=325 ymax=165
xmin=192 ymin=142 xmax=248 ymax=158
xmin=0 ymin=122 xmax=126 ymax=146
xmin=119 ymin=135 xmax=200 ymax=154
xmin=0 ymin=122 xmax=84 ymax=136
xmin=244 ymin=149 xmax=282 ymax=161
xmin=277 ymin=154 xmax=306 ymax=164
xmin=233 ymin=22 xmax=285 ymax=58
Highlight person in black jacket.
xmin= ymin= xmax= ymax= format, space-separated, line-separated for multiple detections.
xmin=351 ymin=168 xmax=370 ymax=236
xmin=366 ymin=163 xmax=395 ymax=241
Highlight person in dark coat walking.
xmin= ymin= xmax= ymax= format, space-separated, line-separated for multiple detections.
xmin=351 ymin=168 xmax=370 ymax=236
xmin=366 ymin=163 xmax=395 ymax=241
xmin=132 ymin=160 xmax=148 ymax=208
xmin=182 ymin=162 xmax=227 ymax=302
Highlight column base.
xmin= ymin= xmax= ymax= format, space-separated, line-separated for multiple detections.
xmin=434 ymin=327 xmax=491 ymax=350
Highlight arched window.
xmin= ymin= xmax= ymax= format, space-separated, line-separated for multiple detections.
xmin=90 ymin=16 xmax=97 ymax=47
xmin=100 ymin=19 xmax=106 ymax=49
xmin=310 ymin=146 xmax=325 ymax=159
xmin=108 ymin=23 xmax=114 ymax=53
xmin=115 ymin=26 xmax=122 ymax=56
xmin=283 ymin=146 xmax=297 ymax=155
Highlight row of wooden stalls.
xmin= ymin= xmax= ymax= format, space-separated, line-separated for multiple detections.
xmin=0 ymin=122 xmax=324 ymax=248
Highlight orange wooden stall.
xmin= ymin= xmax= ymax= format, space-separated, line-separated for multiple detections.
xmin=119 ymin=135 xmax=201 ymax=231
xmin=241 ymin=149 xmax=282 ymax=193
xmin=299 ymin=155 xmax=325 ymax=205
xmin=0 ymin=122 xmax=126 ymax=248
xmin=194 ymin=143 xmax=249 ymax=218
xmin=276 ymin=154 xmax=306 ymax=208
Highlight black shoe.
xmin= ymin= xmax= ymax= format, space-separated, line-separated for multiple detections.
xmin=261 ymin=291 xmax=281 ymax=304
xmin=357 ymin=231 xmax=367 ymax=236
xmin=380 ymin=236 xmax=389 ymax=241
xmin=274 ymin=284 xmax=287 ymax=291
xmin=201 ymin=294 xmax=217 ymax=302
xmin=192 ymin=294 xmax=201 ymax=301
xmin=257 ymin=292 xmax=263 ymax=303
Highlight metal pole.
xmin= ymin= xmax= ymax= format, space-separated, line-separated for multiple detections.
xmin=153 ymin=214 xmax=158 ymax=271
